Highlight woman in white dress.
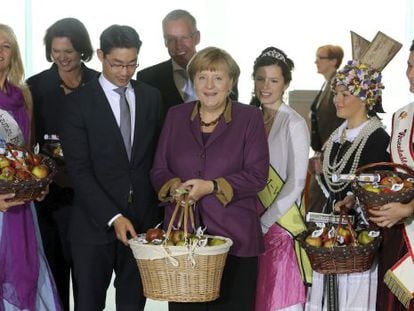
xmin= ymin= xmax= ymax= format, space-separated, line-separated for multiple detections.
xmin=252 ymin=47 xmax=310 ymax=311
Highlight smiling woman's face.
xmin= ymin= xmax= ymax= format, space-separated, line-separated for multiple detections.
xmin=194 ymin=68 xmax=232 ymax=111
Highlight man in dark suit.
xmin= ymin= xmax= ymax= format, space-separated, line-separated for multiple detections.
xmin=60 ymin=25 xmax=162 ymax=311
xmin=136 ymin=9 xmax=237 ymax=117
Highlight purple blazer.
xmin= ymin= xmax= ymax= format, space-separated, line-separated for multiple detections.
xmin=150 ymin=101 xmax=269 ymax=257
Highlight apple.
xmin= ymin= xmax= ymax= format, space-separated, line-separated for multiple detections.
xmin=357 ymin=230 xmax=375 ymax=245
xmin=363 ymin=184 xmax=381 ymax=194
xmin=403 ymin=179 xmax=413 ymax=189
xmin=380 ymin=176 xmax=402 ymax=186
xmin=145 ymin=227 xmax=164 ymax=242
xmin=337 ymin=227 xmax=353 ymax=245
xmin=175 ymin=240 xmax=186 ymax=246
xmin=31 ymin=164 xmax=49 ymax=179
xmin=15 ymin=170 xmax=31 ymax=181
xmin=164 ymin=240 xmax=175 ymax=246
xmin=0 ymin=155 xmax=10 ymax=168
xmin=31 ymin=154 xmax=42 ymax=166
xmin=170 ymin=229 xmax=185 ymax=244
xmin=208 ymin=237 xmax=226 ymax=246
xmin=305 ymin=235 xmax=322 ymax=247
xmin=323 ymin=239 xmax=336 ymax=248
xmin=0 ymin=166 xmax=15 ymax=180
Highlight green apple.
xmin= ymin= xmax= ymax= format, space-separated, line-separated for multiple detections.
xmin=31 ymin=164 xmax=49 ymax=179
xmin=358 ymin=230 xmax=375 ymax=245
xmin=208 ymin=237 xmax=226 ymax=246
xmin=0 ymin=156 xmax=10 ymax=169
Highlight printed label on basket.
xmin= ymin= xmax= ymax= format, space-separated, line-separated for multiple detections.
xmin=328 ymin=227 xmax=336 ymax=239
xmin=368 ymin=230 xmax=380 ymax=238
xmin=391 ymin=183 xmax=404 ymax=191
xmin=306 ymin=212 xmax=355 ymax=225
xmin=311 ymin=228 xmax=324 ymax=238
xmin=332 ymin=173 xmax=381 ymax=183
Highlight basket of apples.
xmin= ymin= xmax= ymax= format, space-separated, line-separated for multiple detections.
xmin=352 ymin=162 xmax=414 ymax=211
xmin=298 ymin=210 xmax=381 ymax=274
xmin=0 ymin=143 xmax=57 ymax=201
xmin=128 ymin=191 xmax=233 ymax=302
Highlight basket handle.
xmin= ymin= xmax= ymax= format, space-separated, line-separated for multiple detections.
xmin=334 ymin=208 xmax=357 ymax=246
xmin=165 ymin=193 xmax=196 ymax=240
xmin=355 ymin=161 xmax=414 ymax=176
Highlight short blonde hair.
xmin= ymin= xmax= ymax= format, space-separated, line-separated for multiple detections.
xmin=187 ymin=46 xmax=240 ymax=89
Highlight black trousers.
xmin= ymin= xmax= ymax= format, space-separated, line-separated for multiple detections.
xmin=169 ymin=255 xmax=258 ymax=311
xmin=36 ymin=187 xmax=73 ymax=311
xmin=71 ymin=239 xmax=145 ymax=311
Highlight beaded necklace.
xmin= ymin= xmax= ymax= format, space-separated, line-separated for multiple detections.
xmin=322 ymin=117 xmax=383 ymax=193
xmin=198 ymin=101 xmax=228 ymax=127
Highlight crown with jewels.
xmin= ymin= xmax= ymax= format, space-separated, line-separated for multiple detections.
xmin=260 ymin=49 xmax=287 ymax=64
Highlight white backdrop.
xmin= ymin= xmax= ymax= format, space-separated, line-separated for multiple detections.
xmin=2 ymin=0 xmax=414 ymax=130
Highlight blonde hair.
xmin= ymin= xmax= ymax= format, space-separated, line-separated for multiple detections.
xmin=187 ymin=46 xmax=240 ymax=89
xmin=0 ymin=24 xmax=32 ymax=111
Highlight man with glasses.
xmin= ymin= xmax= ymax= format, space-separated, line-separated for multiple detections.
xmin=308 ymin=44 xmax=344 ymax=213
xmin=60 ymin=24 xmax=162 ymax=311
xmin=137 ymin=9 xmax=237 ymax=118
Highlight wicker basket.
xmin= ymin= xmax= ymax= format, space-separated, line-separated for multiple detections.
xmin=0 ymin=154 xmax=57 ymax=201
xmin=352 ymin=162 xmax=414 ymax=209
xmin=298 ymin=212 xmax=381 ymax=274
xmin=129 ymin=197 xmax=233 ymax=302
xmin=129 ymin=235 xmax=232 ymax=302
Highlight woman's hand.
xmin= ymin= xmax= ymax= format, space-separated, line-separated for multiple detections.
xmin=334 ymin=194 xmax=356 ymax=212
xmin=369 ymin=201 xmax=414 ymax=227
xmin=35 ymin=185 xmax=50 ymax=202
xmin=181 ymin=179 xmax=215 ymax=202
xmin=0 ymin=193 xmax=25 ymax=212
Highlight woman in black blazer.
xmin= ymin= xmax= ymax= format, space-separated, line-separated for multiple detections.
xmin=26 ymin=17 xmax=98 ymax=311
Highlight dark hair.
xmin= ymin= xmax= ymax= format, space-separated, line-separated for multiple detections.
xmin=44 ymin=17 xmax=93 ymax=62
xmin=250 ymin=47 xmax=294 ymax=107
xmin=410 ymin=40 xmax=414 ymax=52
xmin=99 ymin=25 xmax=142 ymax=56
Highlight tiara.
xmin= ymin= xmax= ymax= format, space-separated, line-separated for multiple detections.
xmin=261 ymin=50 xmax=287 ymax=64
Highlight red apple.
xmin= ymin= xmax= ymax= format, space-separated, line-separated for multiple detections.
xmin=15 ymin=170 xmax=31 ymax=181
xmin=31 ymin=164 xmax=49 ymax=179
xmin=145 ymin=227 xmax=164 ymax=242
xmin=32 ymin=154 xmax=42 ymax=166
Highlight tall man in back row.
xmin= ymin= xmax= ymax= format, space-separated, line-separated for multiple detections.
xmin=60 ymin=24 xmax=162 ymax=310
xmin=137 ymin=9 xmax=238 ymax=117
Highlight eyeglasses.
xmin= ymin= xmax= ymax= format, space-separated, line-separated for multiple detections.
xmin=164 ymin=32 xmax=196 ymax=45
xmin=105 ymin=58 xmax=138 ymax=71
xmin=316 ymin=55 xmax=333 ymax=60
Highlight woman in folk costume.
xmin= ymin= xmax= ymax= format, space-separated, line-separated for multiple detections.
xmin=251 ymin=47 xmax=311 ymax=311
xmin=305 ymin=31 xmax=402 ymax=311
xmin=0 ymin=24 xmax=62 ymax=310
xmin=370 ymin=40 xmax=414 ymax=310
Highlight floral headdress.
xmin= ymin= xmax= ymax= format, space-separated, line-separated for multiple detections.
xmin=332 ymin=31 xmax=402 ymax=113
xmin=333 ymin=60 xmax=384 ymax=110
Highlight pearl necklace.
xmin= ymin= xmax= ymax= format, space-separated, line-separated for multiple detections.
xmin=322 ymin=117 xmax=383 ymax=193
